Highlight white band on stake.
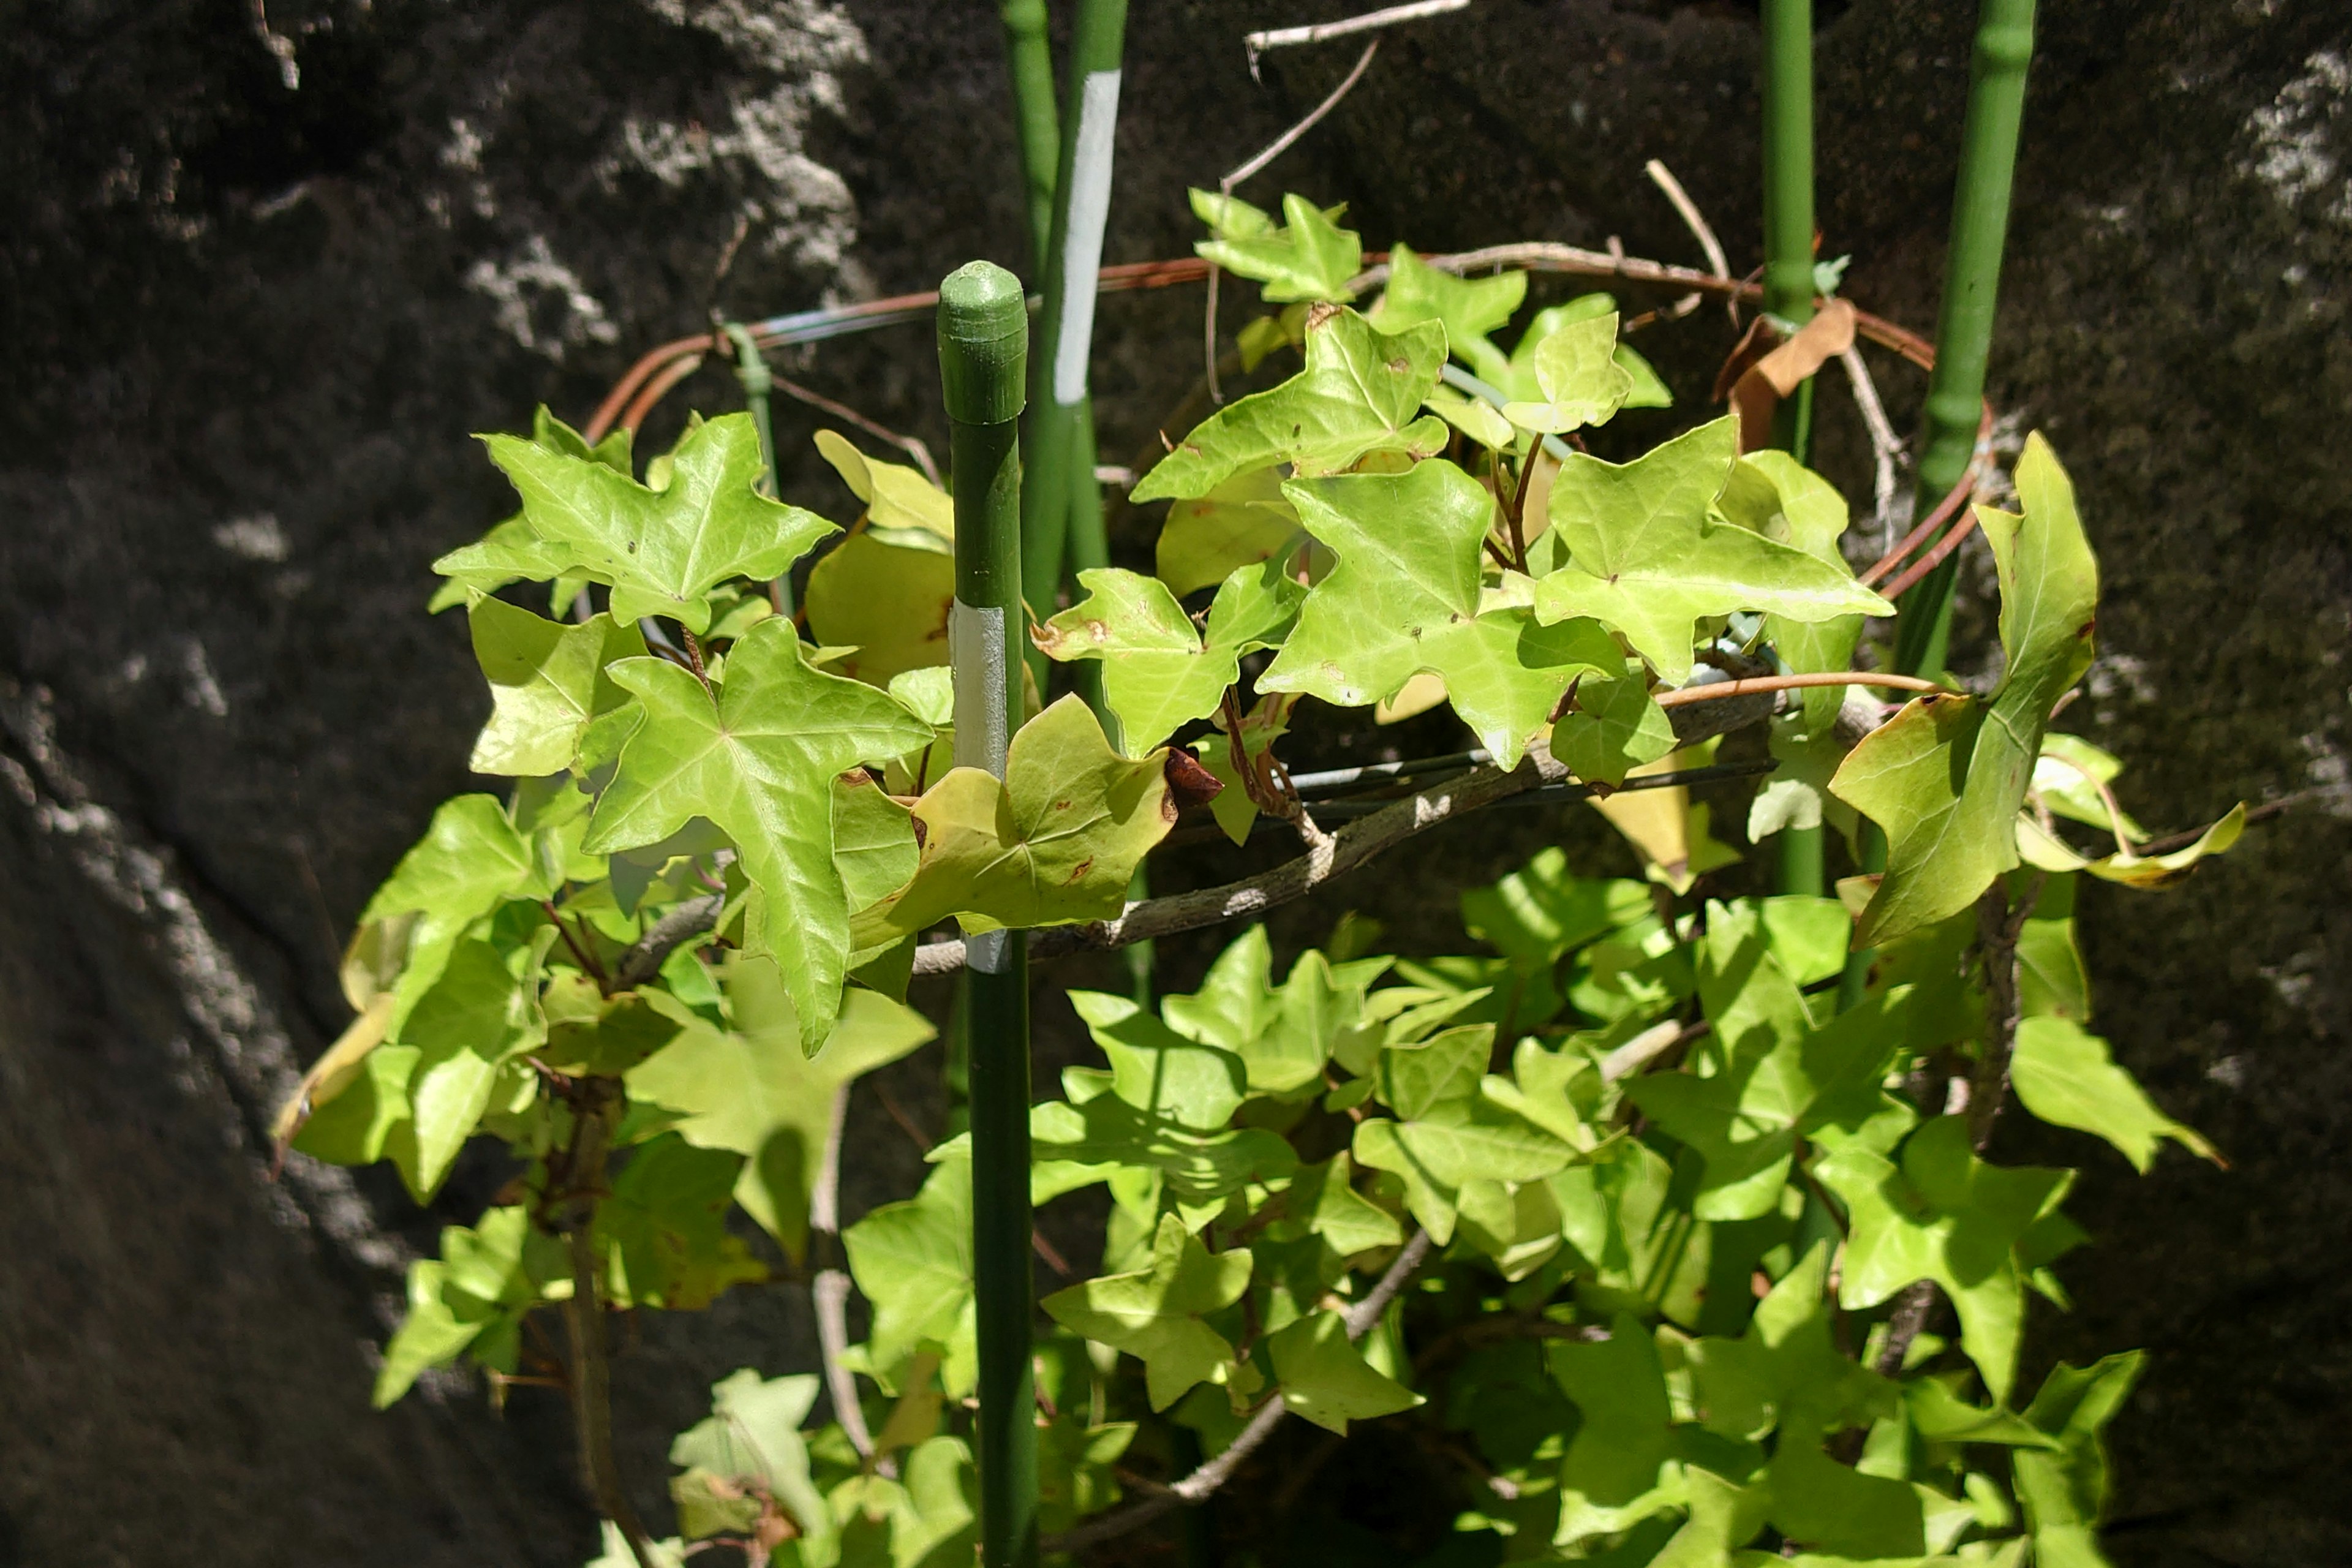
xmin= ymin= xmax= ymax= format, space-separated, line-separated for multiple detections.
xmin=948 ymin=599 xmax=1010 ymax=778
xmin=1052 ymin=69 xmax=1123 ymax=409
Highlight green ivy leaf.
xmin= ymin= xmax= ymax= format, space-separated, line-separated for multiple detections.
xmin=470 ymin=412 xmax=832 ymax=633
xmin=583 ymin=616 xmax=932 ymax=1050
xmin=669 ymin=1369 xmax=831 ymax=1546
xmin=1371 ymin=243 xmax=1526 ymax=380
xmin=1814 ymin=1116 xmax=2074 ymax=1403
xmin=1268 ymin=1309 xmax=1423 ymax=1433
xmin=626 ymin=958 xmax=935 ymax=1259
xmin=1030 ymin=1079 xmax=1300 ymax=1211
xmin=1259 ymin=460 xmax=1621 ymax=765
xmin=466 ymin=600 xmax=648 ymax=777
xmin=1831 ymin=434 xmax=2100 ymax=948
xmin=1069 ymin=989 xmax=1250 ymax=1130
xmin=2014 ymin=1353 xmax=2143 ymax=1567
xmin=1154 ymin=467 xmax=1304 ymax=598
xmin=1033 ymin=562 xmax=1303 ymax=755
xmin=1131 ymin=309 xmax=1449 ymax=502
xmin=595 ymin=1133 xmax=765 ymax=1309
xmin=1500 ymin=311 xmax=1635 ymax=434
xmin=813 ymin=428 xmax=952 ymax=545
xmin=1270 ymin=1152 xmax=1404 ymax=1262
xmin=1722 ymin=451 xmax=1865 ymax=736
xmin=372 ymin=1205 xmax=565 ymax=1406
xmin=1042 ymin=1213 xmax=1256 ymax=1411
xmin=1627 ymin=989 xmax=1910 ymax=1222
xmin=1553 ymin=665 xmax=1676 ymax=787
xmin=804 ymin=532 xmax=957 ymax=686
xmin=395 ymin=934 xmax=547 ymax=1201
xmin=844 ymin=1152 xmax=978 ymax=1396
xmin=848 ymin=696 xmax=1171 ymax=944
xmin=1191 ymin=189 xmax=1361 ymax=303
xmin=2008 ymin=1016 xmax=2218 ymax=1173
xmin=360 ymin=794 xmax=550 ymax=1029
xmin=1548 ymin=1313 xmax=1686 ymax=1542
xmin=1531 ymin=417 xmax=1891 ymax=683
xmin=2015 ymin=802 xmax=2245 ymax=888
xmin=1352 ymin=1093 xmax=1576 ymax=1244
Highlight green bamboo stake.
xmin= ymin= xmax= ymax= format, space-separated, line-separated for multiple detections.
xmin=1019 ymin=0 xmax=1130 ymax=645
xmin=938 ymin=260 xmax=1038 ymax=1568
xmin=999 ymin=0 xmax=1061 ymax=268
xmin=722 ymin=322 xmax=793 ymax=616
xmin=1840 ymin=0 xmax=2035 ymax=1010
xmin=1759 ymin=0 xmax=1824 ymax=899
xmin=1892 ymin=0 xmax=2035 ymax=683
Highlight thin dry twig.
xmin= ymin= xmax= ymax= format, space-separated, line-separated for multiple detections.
xmin=1208 ymin=38 xmax=1384 ymax=401
xmin=1244 ymin=0 xmax=1471 ymax=77
xmin=809 ymin=1083 xmax=876 ymax=1463
xmin=1640 ymin=159 xmax=1727 ymax=326
xmin=1839 ymin=345 xmax=1906 ymax=552
xmin=772 ymin=371 xmax=943 ymax=489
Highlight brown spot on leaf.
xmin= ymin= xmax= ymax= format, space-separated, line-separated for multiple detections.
xmin=1066 ymin=857 xmax=1095 ymax=883
xmin=1386 ymin=356 xmax=1409 ymax=375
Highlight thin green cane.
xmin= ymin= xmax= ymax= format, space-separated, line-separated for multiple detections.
xmin=937 ymin=261 xmax=1038 ymax=1568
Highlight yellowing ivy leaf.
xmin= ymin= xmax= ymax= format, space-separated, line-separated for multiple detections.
xmin=1832 ymin=434 xmax=2100 ymax=948
xmin=850 ymin=696 xmax=1172 ymax=944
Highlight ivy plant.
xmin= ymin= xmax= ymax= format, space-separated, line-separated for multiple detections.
xmin=279 ymin=193 xmax=2244 ymax=1568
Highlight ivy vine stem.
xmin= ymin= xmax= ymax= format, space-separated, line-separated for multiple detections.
xmin=1042 ymin=1228 xmax=1438 ymax=1554
xmin=554 ymin=1084 xmax=656 ymax=1568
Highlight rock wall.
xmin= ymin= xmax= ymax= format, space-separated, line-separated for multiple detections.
xmin=1 ymin=1 xmax=2345 ymax=1562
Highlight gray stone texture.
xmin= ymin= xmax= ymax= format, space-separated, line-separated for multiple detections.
xmin=1 ymin=0 xmax=2346 ymax=1562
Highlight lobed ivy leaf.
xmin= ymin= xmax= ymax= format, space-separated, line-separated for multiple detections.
xmin=1042 ymin=1213 xmax=1257 ymax=1411
xmin=1154 ymin=466 xmax=1304 ymax=598
xmin=843 ymin=1152 xmax=979 ymax=1397
xmin=1268 ymin=1310 xmax=1423 ymax=1434
xmin=2008 ymin=1016 xmax=2218 ymax=1173
xmin=1259 ymin=459 xmax=1621 ymax=766
xmin=583 ymin=616 xmax=932 ymax=1050
xmin=804 ymin=532 xmax=957 ymax=686
xmin=1069 ymin=990 xmax=1250 ymax=1131
xmin=1814 ymin=1115 xmax=2074 ymax=1403
xmin=1033 ymin=561 xmax=1303 ymax=755
xmin=669 ymin=1370 xmax=831 ymax=1548
xmin=1499 ymin=311 xmax=1635 ymax=434
xmin=1530 ymin=417 xmax=1890 ymax=683
xmin=813 ymin=428 xmax=952 ymax=545
xmin=1547 ymin=1313 xmax=1687 ymax=1541
xmin=1191 ymin=189 xmax=1361 ymax=303
xmin=1131 ymin=309 xmax=1449 ymax=502
xmin=626 ymin=957 xmax=935 ymax=1259
xmin=2015 ymin=1353 xmax=2143 ymax=1567
xmin=466 ymin=600 xmax=648 ymax=777
xmin=1352 ymin=1095 xmax=1577 ymax=1245
xmin=395 ymin=933 xmax=548 ymax=1201
xmin=1553 ymin=665 xmax=1675 ymax=787
xmin=1627 ymin=989 xmax=1912 ymax=1222
xmin=1719 ymin=451 xmax=1866 ymax=737
xmin=1371 ymin=243 xmax=1525 ymax=383
xmin=373 ymin=1205 xmax=566 ymax=1406
xmin=472 ymin=412 xmax=833 ymax=633
xmin=594 ymin=1134 xmax=766 ymax=1310
xmin=1831 ymin=434 xmax=2100 ymax=948
xmin=848 ymin=696 xmax=1171 ymax=943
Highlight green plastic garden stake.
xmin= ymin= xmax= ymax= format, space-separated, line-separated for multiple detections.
xmin=998 ymin=0 xmax=1061 ymax=267
xmin=1842 ymin=0 xmax=2035 ymax=1010
xmin=1019 ymin=0 xmax=1129 ymax=647
xmin=937 ymin=260 xmax=1038 ymax=1568
xmin=1893 ymin=0 xmax=2035 ymax=682
xmin=1759 ymin=0 xmax=1825 ymax=898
